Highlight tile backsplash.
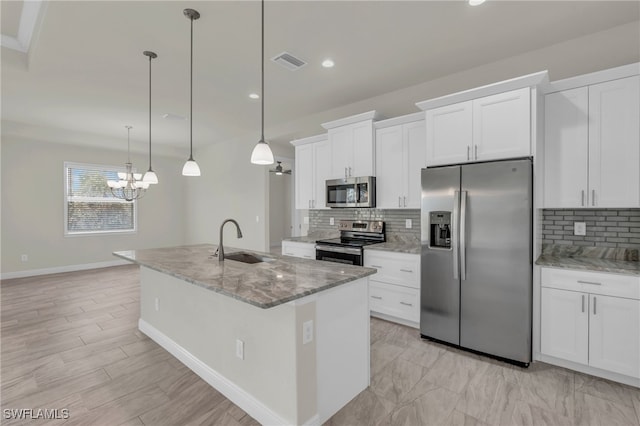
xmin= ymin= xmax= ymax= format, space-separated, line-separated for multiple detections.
xmin=542 ymin=209 xmax=640 ymax=249
xmin=309 ymin=209 xmax=420 ymax=241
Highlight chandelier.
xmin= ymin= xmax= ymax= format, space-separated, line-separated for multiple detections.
xmin=107 ymin=126 xmax=149 ymax=201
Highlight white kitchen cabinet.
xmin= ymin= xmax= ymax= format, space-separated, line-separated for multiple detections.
xmin=425 ymin=101 xmax=472 ymax=166
xmin=364 ymin=250 xmax=420 ymax=328
xmin=375 ymin=118 xmax=426 ymax=209
xmin=281 ymin=241 xmax=316 ymax=260
xmin=540 ymin=267 xmax=640 ymax=380
xmin=329 ymin=120 xmax=374 ymax=179
xmin=425 ymin=88 xmax=530 ymax=166
xmin=544 ymin=75 xmax=640 ymax=208
xmin=473 ymin=88 xmax=531 ymax=162
xmin=540 ymin=287 xmax=589 ymax=365
xmin=543 ymin=87 xmax=589 ymax=207
xmin=293 ymin=135 xmax=331 ymax=210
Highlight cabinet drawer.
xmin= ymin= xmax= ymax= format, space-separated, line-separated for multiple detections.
xmin=281 ymin=241 xmax=315 ymax=260
xmin=541 ymin=267 xmax=640 ymax=300
xmin=369 ymin=282 xmax=419 ymax=323
xmin=364 ymin=251 xmax=420 ymax=289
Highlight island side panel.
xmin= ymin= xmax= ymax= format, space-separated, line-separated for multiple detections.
xmin=138 ymin=266 xmax=308 ymax=425
xmin=316 ymin=277 xmax=370 ymax=423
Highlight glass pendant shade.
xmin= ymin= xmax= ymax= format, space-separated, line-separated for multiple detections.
xmin=143 ymin=170 xmax=158 ymax=184
xmin=251 ymin=140 xmax=274 ymax=165
xmin=182 ymin=159 xmax=201 ymax=176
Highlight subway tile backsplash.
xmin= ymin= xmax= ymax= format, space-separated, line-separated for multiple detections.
xmin=310 ymin=209 xmax=420 ymax=241
xmin=542 ymin=209 xmax=640 ymax=249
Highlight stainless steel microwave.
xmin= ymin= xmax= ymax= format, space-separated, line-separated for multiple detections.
xmin=326 ymin=176 xmax=376 ymax=208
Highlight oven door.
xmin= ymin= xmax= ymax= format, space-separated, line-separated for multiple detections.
xmin=315 ymin=245 xmax=363 ymax=266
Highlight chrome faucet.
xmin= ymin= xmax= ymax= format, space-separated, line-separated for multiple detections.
xmin=217 ymin=219 xmax=243 ymax=262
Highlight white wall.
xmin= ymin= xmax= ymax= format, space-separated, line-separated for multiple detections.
xmin=184 ymin=138 xmax=293 ymax=253
xmin=268 ymin=172 xmax=292 ymax=247
xmin=1 ymin=137 xmax=186 ymax=275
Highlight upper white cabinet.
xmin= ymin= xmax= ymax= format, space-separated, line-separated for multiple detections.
xmin=375 ymin=115 xmax=426 ymax=208
xmin=322 ymin=111 xmax=379 ymax=179
xmin=292 ymin=134 xmax=331 ymax=210
xmin=425 ymin=87 xmax=531 ymax=166
xmin=544 ymin=75 xmax=640 ymax=208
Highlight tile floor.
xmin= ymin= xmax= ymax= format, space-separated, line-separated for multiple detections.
xmin=1 ymin=265 xmax=639 ymax=426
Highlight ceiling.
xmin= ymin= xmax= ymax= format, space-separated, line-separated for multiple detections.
xmin=2 ymin=1 xmax=639 ymax=155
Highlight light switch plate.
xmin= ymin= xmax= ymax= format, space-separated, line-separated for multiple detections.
xmin=330 ymin=217 xmax=334 ymax=225
xmin=405 ymin=219 xmax=412 ymax=229
xmin=303 ymin=216 xmax=309 ymax=225
xmin=574 ymin=222 xmax=586 ymax=236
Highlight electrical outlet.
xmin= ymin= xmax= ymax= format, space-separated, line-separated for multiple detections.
xmin=236 ymin=339 xmax=244 ymax=360
xmin=255 ymin=215 xmax=260 ymax=223
xmin=574 ymin=222 xmax=586 ymax=236
xmin=20 ymin=254 xmax=28 ymax=262
xmin=303 ymin=216 xmax=309 ymax=225
xmin=330 ymin=217 xmax=334 ymax=226
xmin=405 ymin=219 xmax=412 ymax=229
xmin=154 ymin=298 xmax=159 ymax=312
xmin=302 ymin=320 xmax=313 ymax=344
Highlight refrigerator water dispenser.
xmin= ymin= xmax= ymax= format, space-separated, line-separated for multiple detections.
xmin=429 ymin=211 xmax=451 ymax=249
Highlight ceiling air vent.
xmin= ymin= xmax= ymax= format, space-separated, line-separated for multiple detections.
xmin=271 ymin=52 xmax=307 ymax=71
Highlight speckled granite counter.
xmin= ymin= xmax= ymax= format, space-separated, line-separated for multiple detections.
xmin=114 ymin=244 xmax=376 ymax=309
xmin=535 ymin=244 xmax=640 ymax=276
xmin=366 ymin=242 xmax=420 ymax=255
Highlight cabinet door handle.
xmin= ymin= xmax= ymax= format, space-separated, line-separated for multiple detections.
xmin=348 ymin=167 xmax=352 ymax=177
xmin=371 ymin=265 xmax=383 ymax=268
xmin=371 ymin=295 xmax=382 ymax=300
xmin=467 ymin=146 xmax=470 ymax=161
xmin=344 ymin=167 xmax=348 ymax=178
xmin=403 ymin=196 xmax=407 ymax=207
xmin=308 ymin=200 xmax=311 ymax=208
xmin=474 ymin=145 xmax=478 ymax=160
xmin=592 ymin=190 xmax=596 ymax=206
xmin=400 ymin=269 xmax=413 ymax=273
xmin=593 ymin=296 xmax=597 ymax=315
xmin=581 ymin=190 xmax=585 ymax=207
xmin=312 ymin=200 xmax=315 ymax=208
xmin=578 ymin=280 xmax=601 ymax=286
xmin=400 ymin=302 xmax=413 ymax=307
xmin=581 ymin=294 xmax=585 ymax=313
xmin=303 ymin=255 xmax=312 ymax=259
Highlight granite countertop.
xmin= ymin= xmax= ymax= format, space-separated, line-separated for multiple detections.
xmin=535 ymin=244 xmax=640 ymax=276
xmin=365 ymin=242 xmax=420 ymax=255
xmin=114 ymin=244 xmax=376 ymax=309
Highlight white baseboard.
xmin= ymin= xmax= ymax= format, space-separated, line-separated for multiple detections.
xmin=139 ymin=319 xmax=314 ymax=426
xmin=538 ymin=353 xmax=640 ymax=388
xmin=1 ymin=259 xmax=130 ymax=280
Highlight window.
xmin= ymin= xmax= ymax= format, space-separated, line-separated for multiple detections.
xmin=64 ymin=162 xmax=136 ymax=235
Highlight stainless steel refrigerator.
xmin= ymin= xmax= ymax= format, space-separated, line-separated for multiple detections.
xmin=420 ymin=158 xmax=532 ymax=366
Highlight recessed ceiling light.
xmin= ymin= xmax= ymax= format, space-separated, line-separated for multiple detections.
xmin=249 ymin=93 xmax=260 ymax=99
xmin=322 ymin=59 xmax=335 ymax=68
xmin=469 ymin=0 xmax=486 ymax=5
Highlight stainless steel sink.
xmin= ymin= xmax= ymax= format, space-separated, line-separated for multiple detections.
xmin=224 ymin=252 xmax=275 ymax=264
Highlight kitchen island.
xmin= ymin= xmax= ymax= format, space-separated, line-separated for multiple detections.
xmin=114 ymin=244 xmax=376 ymax=426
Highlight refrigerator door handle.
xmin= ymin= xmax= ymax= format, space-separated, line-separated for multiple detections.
xmin=452 ymin=190 xmax=460 ymax=280
xmin=460 ymin=190 xmax=468 ymax=281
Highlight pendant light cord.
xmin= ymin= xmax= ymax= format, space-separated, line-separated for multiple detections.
xmin=126 ymin=126 xmax=131 ymax=163
xmin=261 ymin=0 xmax=264 ymax=142
xmin=148 ymin=55 xmax=152 ymax=169
xmin=189 ymin=15 xmax=194 ymax=161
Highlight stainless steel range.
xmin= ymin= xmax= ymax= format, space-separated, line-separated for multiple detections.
xmin=315 ymin=220 xmax=385 ymax=266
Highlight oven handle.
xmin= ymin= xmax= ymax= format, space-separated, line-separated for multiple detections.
xmin=315 ymin=245 xmax=363 ymax=256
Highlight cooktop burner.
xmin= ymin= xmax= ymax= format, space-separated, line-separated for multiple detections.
xmin=315 ymin=237 xmax=382 ymax=248
xmin=316 ymin=220 xmax=386 ymax=248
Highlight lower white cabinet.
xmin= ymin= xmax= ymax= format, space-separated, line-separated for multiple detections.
xmin=281 ymin=241 xmax=315 ymax=260
xmin=540 ymin=268 xmax=640 ymax=380
xmin=364 ymin=250 xmax=420 ymax=328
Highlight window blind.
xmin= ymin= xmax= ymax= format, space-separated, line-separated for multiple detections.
xmin=65 ymin=163 xmax=136 ymax=234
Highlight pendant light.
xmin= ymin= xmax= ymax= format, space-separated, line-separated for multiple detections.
xmin=107 ymin=126 xmax=149 ymax=201
xmin=182 ymin=8 xmax=201 ymax=176
xmin=250 ymin=0 xmax=275 ymax=165
xmin=143 ymin=51 xmax=159 ymax=184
